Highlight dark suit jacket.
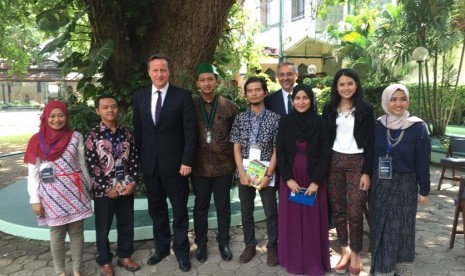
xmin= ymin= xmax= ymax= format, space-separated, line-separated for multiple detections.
xmin=265 ymin=89 xmax=287 ymax=116
xmin=133 ymin=84 xmax=198 ymax=177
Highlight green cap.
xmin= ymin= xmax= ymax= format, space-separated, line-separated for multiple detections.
xmin=197 ymin=62 xmax=218 ymax=75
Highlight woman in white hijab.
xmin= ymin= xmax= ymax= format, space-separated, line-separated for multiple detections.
xmin=369 ymin=84 xmax=430 ymax=276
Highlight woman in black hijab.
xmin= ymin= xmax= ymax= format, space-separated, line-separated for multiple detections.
xmin=276 ymin=84 xmax=332 ymax=275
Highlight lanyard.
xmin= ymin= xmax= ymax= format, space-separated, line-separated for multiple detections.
xmin=248 ymin=109 xmax=267 ymax=144
xmin=38 ymin=132 xmax=57 ymax=161
xmin=104 ymin=129 xmax=121 ymax=158
xmin=199 ymin=95 xmax=219 ymax=130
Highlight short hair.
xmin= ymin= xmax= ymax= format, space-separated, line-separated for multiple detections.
xmin=197 ymin=72 xmax=218 ymax=80
xmin=146 ymin=53 xmax=171 ymax=69
xmin=95 ymin=94 xmax=118 ymax=108
xmin=244 ymin=76 xmax=268 ymax=94
xmin=277 ymin=61 xmax=297 ymax=73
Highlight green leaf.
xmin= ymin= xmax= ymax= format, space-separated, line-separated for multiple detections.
xmin=36 ymin=9 xmax=70 ymax=31
xmin=81 ymin=40 xmax=114 ymax=78
xmin=39 ymin=32 xmax=71 ymax=54
xmin=88 ymin=40 xmax=115 ymax=63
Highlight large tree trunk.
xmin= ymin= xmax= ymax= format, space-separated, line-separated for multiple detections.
xmin=83 ymin=0 xmax=234 ymax=94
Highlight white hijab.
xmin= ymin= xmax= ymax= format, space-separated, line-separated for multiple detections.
xmin=379 ymin=84 xmax=424 ymax=130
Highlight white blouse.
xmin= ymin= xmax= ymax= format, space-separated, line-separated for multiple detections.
xmin=332 ymin=114 xmax=364 ymax=154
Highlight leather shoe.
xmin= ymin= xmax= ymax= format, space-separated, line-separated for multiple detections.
xmin=219 ymin=244 xmax=232 ymax=261
xmin=266 ymin=248 xmax=278 ymax=267
xmin=239 ymin=246 xmax=256 ymax=263
xmin=117 ymin=257 xmax=140 ymax=272
xmin=195 ymin=246 xmax=208 ymax=263
xmin=147 ymin=250 xmax=170 ymax=265
xmin=99 ymin=263 xmax=113 ymax=276
xmin=178 ymin=257 xmax=191 ymax=272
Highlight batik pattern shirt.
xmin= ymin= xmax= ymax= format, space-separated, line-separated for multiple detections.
xmin=85 ymin=122 xmax=139 ymax=198
xmin=229 ymin=108 xmax=280 ymax=161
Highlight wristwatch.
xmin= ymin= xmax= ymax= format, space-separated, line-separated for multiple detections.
xmin=264 ymin=173 xmax=273 ymax=180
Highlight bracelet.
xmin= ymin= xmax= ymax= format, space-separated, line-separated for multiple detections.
xmin=264 ymin=173 xmax=273 ymax=180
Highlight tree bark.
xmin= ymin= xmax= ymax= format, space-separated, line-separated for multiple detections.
xmin=83 ymin=0 xmax=235 ymax=92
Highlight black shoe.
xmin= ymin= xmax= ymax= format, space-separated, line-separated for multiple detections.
xmin=178 ymin=257 xmax=191 ymax=272
xmin=195 ymin=246 xmax=208 ymax=263
xmin=219 ymin=244 xmax=232 ymax=261
xmin=147 ymin=250 xmax=170 ymax=266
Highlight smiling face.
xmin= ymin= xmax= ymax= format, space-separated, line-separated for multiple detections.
xmin=337 ymin=75 xmax=357 ymax=101
xmin=277 ymin=64 xmax=298 ymax=92
xmin=47 ymin=108 xmax=66 ymax=130
xmin=293 ymin=90 xmax=311 ymax=113
xmin=388 ymin=89 xmax=409 ymax=116
xmin=148 ymin=58 xmax=170 ymax=89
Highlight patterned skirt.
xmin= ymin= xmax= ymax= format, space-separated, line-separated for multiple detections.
xmin=369 ymin=172 xmax=417 ymax=276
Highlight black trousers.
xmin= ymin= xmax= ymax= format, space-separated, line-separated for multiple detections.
xmin=93 ymin=195 xmax=135 ymax=266
xmin=238 ymin=183 xmax=278 ymax=249
xmin=144 ymin=172 xmax=190 ymax=259
xmin=191 ymin=175 xmax=232 ymax=247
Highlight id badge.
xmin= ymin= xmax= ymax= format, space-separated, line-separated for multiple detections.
xmin=378 ymin=157 xmax=392 ymax=179
xmin=115 ymin=165 xmax=125 ymax=181
xmin=40 ymin=162 xmax=55 ymax=183
xmin=206 ymin=130 xmax=212 ymax=144
xmin=249 ymin=146 xmax=261 ymax=160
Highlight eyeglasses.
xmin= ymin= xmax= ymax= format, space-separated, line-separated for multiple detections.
xmin=277 ymin=73 xmax=295 ymax=78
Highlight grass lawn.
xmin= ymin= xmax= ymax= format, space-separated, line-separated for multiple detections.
xmin=0 ymin=133 xmax=30 ymax=155
xmin=445 ymin=125 xmax=465 ymax=137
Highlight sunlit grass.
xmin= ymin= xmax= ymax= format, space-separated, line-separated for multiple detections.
xmin=0 ymin=134 xmax=30 ymax=154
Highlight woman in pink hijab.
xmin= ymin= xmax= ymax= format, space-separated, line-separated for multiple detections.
xmin=24 ymin=100 xmax=92 ymax=276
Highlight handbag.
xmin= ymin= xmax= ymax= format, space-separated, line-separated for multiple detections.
xmin=288 ymin=187 xmax=317 ymax=206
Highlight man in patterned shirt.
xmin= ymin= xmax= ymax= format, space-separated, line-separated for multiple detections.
xmin=85 ymin=94 xmax=140 ymax=276
xmin=230 ymin=76 xmax=280 ymax=266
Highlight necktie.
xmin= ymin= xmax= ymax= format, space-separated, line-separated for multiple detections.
xmin=287 ymin=93 xmax=293 ymax=114
xmin=155 ymin=91 xmax=162 ymax=125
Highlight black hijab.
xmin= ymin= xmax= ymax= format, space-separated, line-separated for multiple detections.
xmin=289 ymin=84 xmax=318 ymax=141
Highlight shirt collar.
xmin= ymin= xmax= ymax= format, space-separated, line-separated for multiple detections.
xmin=98 ymin=121 xmax=120 ymax=133
xmin=152 ymin=83 xmax=169 ymax=95
xmin=249 ymin=107 xmax=266 ymax=118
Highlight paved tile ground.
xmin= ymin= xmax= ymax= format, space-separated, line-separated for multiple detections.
xmin=0 ymin=166 xmax=464 ymax=275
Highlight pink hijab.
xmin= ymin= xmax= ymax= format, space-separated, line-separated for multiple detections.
xmin=24 ymin=101 xmax=73 ymax=163
xmin=379 ymin=84 xmax=424 ymax=130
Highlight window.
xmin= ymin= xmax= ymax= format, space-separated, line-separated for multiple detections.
xmin=261 ymin=0 xmax=279 ymax=27
xmin=292 ymin=0 xmax=305 ymax=20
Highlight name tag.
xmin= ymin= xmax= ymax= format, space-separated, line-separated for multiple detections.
xmin=40 ymin=162 xmax=55 ymax=183
xmin=115 ymin=165 xmax=125 ymax=181
xmin=378 ymin=157 xmax=392 ymax=179
xmin=249 ymin=147 xmax=261 ymax=160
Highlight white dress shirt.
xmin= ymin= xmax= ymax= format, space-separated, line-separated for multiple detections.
xmin=151 ymin=83 xmax=169 ymax=124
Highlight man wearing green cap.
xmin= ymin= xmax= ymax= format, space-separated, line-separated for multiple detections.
xmin=191 ymin=62 xmax=238 ymax=263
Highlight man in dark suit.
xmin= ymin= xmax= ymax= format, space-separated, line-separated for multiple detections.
xmin=133 ymin=53 xmax=198 ymax=272
xmin=264 ymin=61 xmax=299 ymax=116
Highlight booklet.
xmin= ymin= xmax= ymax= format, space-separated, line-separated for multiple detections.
xmin=245 ymin=159 xmax=267 ymax=187
xmin=243 ymin=159 xmax=275 ymax=188
xmin=289 ymin=188 xmax=317 ymax=206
